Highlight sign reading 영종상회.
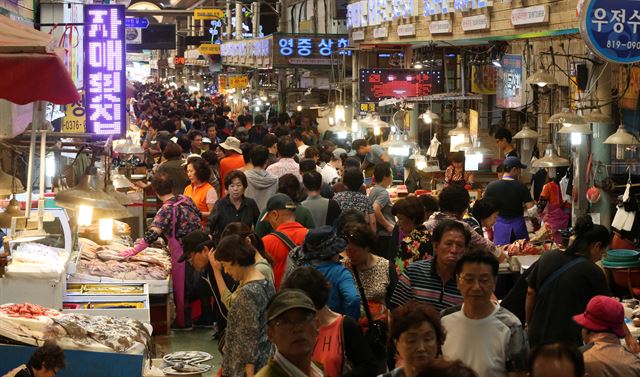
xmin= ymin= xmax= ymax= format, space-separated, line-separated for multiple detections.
xmin=84 ymin=4 xmax=126 ymax=138
xmin=580 ymin=0 xmax=640 ymax=64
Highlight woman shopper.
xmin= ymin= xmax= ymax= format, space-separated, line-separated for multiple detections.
xmin=333 ymin=167 xmax=376 ymax=233
xmin=212 ymin=234 xmax=276 ymax=377
xmin=380 ymin=302 xmax=446 ymax=377
xmin=155 ymin=141 xmax=190 ymax=195
xmin=392 ymin=197 xmax=432 ymax=275
xmin=208 ymin=170 xmax=260 ymax=241
xmin=119 ymin=172 xmax=202 ymax=329
xmin=219 ymin=222 xmax=275 ymax=288
xmin=282 ymin=267 xmax=377 ymax=377
xmin=464 ymin=198 xmax=498 ymax=241
xmin=538 ymin=168 xmax=570 ymax=244
xmin=184 ymin=156 xmax=217 ymax=225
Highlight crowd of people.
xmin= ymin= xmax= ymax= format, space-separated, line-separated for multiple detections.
xmin=111 ymin=84 xmax=640 ymax=377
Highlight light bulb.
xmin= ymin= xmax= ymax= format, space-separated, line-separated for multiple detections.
xmin=422 ymin=110 xmax=433 ymax=124
xmin=255 ymin=106 xmax=260 ymax=112
xmin=328 ymin=116 xmax=335 ymax=126
xmin=390 ymin=126 xmax=397 ymax=133
xmin=616 ymin=145 xmax=625 ymax=160
xmin=351 ymin=120 xmax=359 ymax=133
xmin=571 ymin=133 xmax=582 ymax=145
xmin=296 ymin=105 xmax=302 ymax=112
xmin=78 ymin=205 xmax=93 ymax=226
xmin=337 ymin=131 xmax=348 ymax=139
xmin=335 ymin=105 xmax=346 ymax=123
xmin=45 ymin=153 xmax=56 ymax=178
xmin=522 ymin=138 xmax=532 ymax=151
xmin=260 ymin=96 xmax=268 ymax=101
xmin=414 ymin=62 xmax=423 ymax=69
xmin=257 ymin=100 xmax=262 ymax=106
xmin=416 ymin=159 xmax=427 ymax=171
xmin=373 ymin=125 xmax=381 ymax=136
xmin=537 ymin=82 xmax=548 ymax=87
xmin=99 ymin=218 xmax=114 ymax=241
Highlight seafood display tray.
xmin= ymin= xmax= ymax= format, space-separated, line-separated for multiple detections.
xmin=63 ymin=283 xmax=150 ymax=323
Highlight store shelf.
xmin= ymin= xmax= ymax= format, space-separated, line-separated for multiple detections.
xmin=63 ymin=283 xmax=151 ymax=323
xmin=67 ymin=273 xmax=170 ymax=294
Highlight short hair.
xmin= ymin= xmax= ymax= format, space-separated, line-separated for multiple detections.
xmin=373 ymin=162 xmax=392 ymax=182
xmin=187 ymin=157 xmax=211 ymax=183
xmin=220 ymin=222 xmax=272 ymax=266
xmin=263 ymin=133 xmax=278 ymax=149
xmin=438 ymin=185 xmax=470 ymax=215
xmin=416 ymin=359 xmax=479 ymax=377
xmin=291 ymin=130 xmax=303 ymax=141
xmin=419 ymin=195 xmax=439 ymax=214
xmin=471 ymin=198 xmax=497 ymax=221
xmin=281 ymin=266 xmax=330 ymax=309
xmin=530 ymin=342 xmax=585 ymax=377
xmin=352 ymin=139 xmax=368 ymax=152
xmin=304 ymin=146 xmax=320 ymax=159
xmin=336 ymin=209 xmax=367 ymax=235
xmin=162 ymin=142 xmax=183 ymax=159
xmin=254 ymin=114 xmax=266 ymax=125
xmin=224 ymin=170 xmax=248 ymax=189
xmin=494 ymin=127 xmax=513 ymax=144
xmin=201 ymin=150 xmax=218 ymax=167
xmin=389 ymin=302 xmax=446 ymax=354
xmin=303 ymin=171 xmax=323 ymax=192
xmin=188 ymin=129 xmax=203 ymax=141
xmin=27 ymin=342 xmax=66 ymax=371
xmin=455 ymin=249 xmax=499 ymax=277
xmin=278 ymin=174 xmax=301 ymax=202
xmin=152 ymin=172 xmax=174 ymax=196
xmin=432 ymin=219 xmax=470 ymax=246
xmin=344 ymin=157 xmax=361 ymax=170
xmin=251 ymin=145 xmax=269 ymax=167
xmin=216 ymin=234 xmax=256 ymax=266
xmin=240 ymin=142 xmax=254 ymax=164
xmin=342 ymin=168 xmax=364 ymax=191
xmin=277 ymin=138 xmax=298 ymax=158
xmin=278 ymin=112 xmax=290 ymax=125
xmin=449 ymin=151 xmax=465 ymax=164
xmin=392 ymin=196 xmax=426 ymax=225
xmin=342 ymin=222 xmax=376 ymax=251
xmin=299 ymin=158 xmax=317 ymax=174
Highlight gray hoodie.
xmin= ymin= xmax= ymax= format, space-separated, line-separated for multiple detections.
xmin=245 ymin=168 xmax=278 ymax=212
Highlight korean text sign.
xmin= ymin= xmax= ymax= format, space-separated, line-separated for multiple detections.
xmin=84 ymin=4 xmax=126 ymax=138
xmin=580 ymin=0 xmax=640 ymax=64
xmin=496 ymin=54 xmax=524 ymax=109
xmin=273 ymin=34 xmax=349 ymax=67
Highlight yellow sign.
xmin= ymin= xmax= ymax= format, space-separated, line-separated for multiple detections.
xmin=194 ymin=8 xmax=224 ymax=20
xmin=219 ymin=75 xmax=227 ymax=91
xmin=198 ymin=44 xmax=221 ymax=55
xmin=62 ymin=94 xmax=86 ymax=133
xmin=471 ymin=65 xmax=497 ymax=95
xmin=228 ymin=75 xmax=249 ymax=89
xmin=469 ymin=109 xmax=479 ymax=139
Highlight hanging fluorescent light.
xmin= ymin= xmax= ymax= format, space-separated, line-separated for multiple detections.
xmin=604 ymin=124 xmax=640 ymax=159
xmin=527 ymin=64 xmax=558 ymax=87
xmin=351 ymin=119 xmax=359 ymax=133
xmin=77 ymin=205 xmax=93 ymax=226
xmin=335 ymin=105 xmax=346 ymax=123
xmin=558 ymin=120 xmax=591 ymax=146
xmin=583 ymin=108 xmax=614 ymax=125
xmin=513 ymin=124 xmax=538 ymax=151
xmin=532 ymin=144 xmax=570 ymax=168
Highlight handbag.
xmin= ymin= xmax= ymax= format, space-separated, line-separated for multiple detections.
xmin=352 ymin=267 xmax=388 ymax=359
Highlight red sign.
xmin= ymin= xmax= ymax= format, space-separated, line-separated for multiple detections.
xmin=174 ymin=57 xmax=185 ymax=65
xmin=359 ymin=69 xmax=444 ymax=102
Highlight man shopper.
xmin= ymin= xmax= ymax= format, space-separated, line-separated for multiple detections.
xmin=369 ymin=162 xmax=395 ymax=259
xmin=245 ymin=145 xmax=279 ymax=212
xmin=321 ymin=148 xmax=346 ymax=186
xmin=301 ymin=171 xmax=341 ymax=228
xmin=267 ymin=138 xmax=301 ymax=181
xmin=483 ymin=156 xmax=535 ymax=245
xmin=495 ymin=127 xmax=518 ymax=158
xmin=441 ymin=250 xmax=528 ymax=377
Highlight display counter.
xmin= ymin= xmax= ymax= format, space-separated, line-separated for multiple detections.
xmin=62 ymin=283 xmax=151 ymax=323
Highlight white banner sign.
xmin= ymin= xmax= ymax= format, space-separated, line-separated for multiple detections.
xmin=461 ymin=14 xmax=490 ymax=32
xmin=429 ymin=20 xmax=453 ymax=34
xmin=373 ymin=26 xmax=389 ymax=38
xmin=511 ymin=5 xmax=549 ymax=26
xmin=352 ymin=30 xmax=365 ymax=41
xmin=397 ymin=24 xmax=416 ymax=37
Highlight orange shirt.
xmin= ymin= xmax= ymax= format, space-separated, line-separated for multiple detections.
xmin=184 ymin=181 xmax=216 ymax=226
xmin=540 ymin=181 xmax=562 ymax=207
xmin=312 ymin=315 xmax=345 ymax=377
xmin=262 ymin=222 xmax=308 ymax=290
xmin=219 ymin=153 xmax=245 ymax=197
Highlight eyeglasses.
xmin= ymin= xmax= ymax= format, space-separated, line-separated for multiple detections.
xmin=458 ymin=274 xmax=494 ymax=286
xmin=271 ymin=313 xmax=315 ymax=328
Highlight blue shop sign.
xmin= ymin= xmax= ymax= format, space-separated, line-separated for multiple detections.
xmin=580 ymin=0 xmax=640 ymax=64
xmin=125 ymin=17 xmax=149 ymax=29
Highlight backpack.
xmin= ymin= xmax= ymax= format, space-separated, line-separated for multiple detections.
xmin=271 ymin=231 xmax=305 ymax=287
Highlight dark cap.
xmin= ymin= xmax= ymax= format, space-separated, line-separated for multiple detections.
xmin=302 ymin=226 xmax=347 ymax=260
xmin=503 ymin=156 xmax=527 ymax=171
xmin=260 ymin=193 xmax=296 ymax=222
xmin=267 ymin=289 xmax=316 ymax=322
xmin=178 ymin=230 xmax=213 ymax=262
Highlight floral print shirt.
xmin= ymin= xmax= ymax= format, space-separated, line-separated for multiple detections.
xmin=395 ymin=225 xmax=432 ymax=275
xmin=333 ymin=191 xmax=374 ymax=215
xmin=144 ymin=195 xmax=202 ymax=244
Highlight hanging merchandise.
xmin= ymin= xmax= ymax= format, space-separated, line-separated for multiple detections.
xmin=426 ymin=134 xmax=441 ymax=158
xmin=612 ymin=172 xmax=636 ymax=232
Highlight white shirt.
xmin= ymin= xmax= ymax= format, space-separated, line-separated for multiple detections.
xmin=321 ymin=164 xmax=340 ymax=185
xmin=273 ymin=350 xmax=324 ymax=377
xmin=298 ymin=144 xmax=309 ymax=156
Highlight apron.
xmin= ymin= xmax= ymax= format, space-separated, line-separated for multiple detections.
xmin=494 ymin=216 xmax=528 ymax=246
xmin=542 ymin=183 xmax=570 ymax=244
xmin=169 ymin=196 xmax=188 ymax=328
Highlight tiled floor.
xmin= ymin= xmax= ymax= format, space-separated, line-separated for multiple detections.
xmin=154 ymin=328 xmax=223 ymax=371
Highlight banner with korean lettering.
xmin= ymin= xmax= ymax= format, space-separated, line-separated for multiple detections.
xmin=496 ymin=55 xmax=525 ymax=109
xmin=62 ymin=92 xmax=86 ymax=133
xmin=273 ymin=34 xmax=350 ymax=67
xmin=84 ymin=4 xmax=126 ymax=138
xmin=580 ymin=0 xmax=640 ymax=64
xmin=471 ymin=65 xmax=497 ymax=95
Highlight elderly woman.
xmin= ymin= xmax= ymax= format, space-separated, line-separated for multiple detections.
xmin=392 ymin=196 xmax=432 ymax=275
xmin=156 ymin=142 xmax=189 ymax=194
xmin=208 ymin=170 xmax=260 ymax=241
xmin=381 ymin=302 xmax=446 ymax=377
xmin=184 ymin=156 xmax=217 ymax=224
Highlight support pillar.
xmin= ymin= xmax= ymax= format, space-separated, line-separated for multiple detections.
xmin=590 ymin=64 xmax=613 ymax=228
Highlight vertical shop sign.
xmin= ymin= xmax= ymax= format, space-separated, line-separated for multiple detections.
xmin=496 ymin=54 xmax=524 ymax=109
xmin=579 ymin=0 xmax=640 ymax=64
xmin=84 ymin=4 xmax=126 ymax=138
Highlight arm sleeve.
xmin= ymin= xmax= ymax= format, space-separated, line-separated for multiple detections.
xmin=385 ymin=260 xmax=399 ymax=308
xmin=149 ymin=206 xmax=172 ymax=240
xmin=539 ymin=184 xmax=551 ymax=200
xmin=207 ymin=201 xmax=221 ymax=235
xmin=466 ymin=221 xmax=498 ymax=256
xmin=326 ymin=199 xmax=342 ymax=226
xmin=341 ymin=316 xmax=377 ymax=377
xmin=205 ymin=188 xmax=218 ymax=205
xmin=506 ymin=323 xmax=530 ymax=372
xmin=390 ymin=270 xmax=412 ymax=310
xmin=228 ymin=289 xmax=262 ymax=366
xmin=254 ymin=215 xmax=269 ymax=238
xmin=338 ymin=268 xmax=362 ymax=319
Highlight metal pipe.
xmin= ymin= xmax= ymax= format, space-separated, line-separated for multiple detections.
xmin=38 ymin=128 xmax=47 ymax=230
xmin=24 ymin=101 xmax=40 ymax=218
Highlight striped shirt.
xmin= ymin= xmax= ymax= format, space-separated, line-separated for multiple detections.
xmin=390 ymin=257 xmax=463 ymax=312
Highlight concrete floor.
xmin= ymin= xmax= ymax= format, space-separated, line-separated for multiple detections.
xmin=153 ymin=328 xmax=223 ymax=371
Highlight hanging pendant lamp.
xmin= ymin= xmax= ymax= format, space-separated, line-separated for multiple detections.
xmin=532 ymin=144 xmax=570 ymax=168
xmin=0 ymin=197 xmax=22 ymax=228
xmin=0 ymin=170 xmax=25 ymax=197
xmin=55 ymin=174 xmax=131 ymax=219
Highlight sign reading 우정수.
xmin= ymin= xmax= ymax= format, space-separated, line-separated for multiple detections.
xmin=84 ymin=4 xmax=126 ymax=138
xmin=580 ymin=0 xmax=640 ymax=64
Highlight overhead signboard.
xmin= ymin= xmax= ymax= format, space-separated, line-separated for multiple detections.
xmin=62 ymin=93 xmax=86 ymax=133
xmin=198 ymin=43 xmax=221 ymax=55
xmin=274 ymin=34 xmax=350 ymax=66
xmin=511 ymin=5 xmax=550 ymax=26
xmin=218 ymin=74 xmax=249 ymax=90
xmin=580 ymin=0 xmax=640 ymax=64
xmin=84 ymin=4 xmax=126 ymax=139
xmin=359 ymin=68 xmax=444 ymax=102
xmin=194 ymin=8 xmax=224 ymax=20
xmin=471 ymin=65 xmax=497 ymax=94
xmin=462 ymin=14 xmax=491 ymax=32
xmin=397 ymin=24 xmax=416 ymax=37
xmin=496 ymin=54 xmax=525 ymax=109
xmin=429 ymin=20 xmax=452 ymax=34
xmin=125 ymin=17 xmax=149 ymax=29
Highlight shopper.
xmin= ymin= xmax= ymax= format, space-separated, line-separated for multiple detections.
xmin=282 ymin=267 xmax=376 ymax=377
xmin=262 ymin=133 xmax=279 ymax=168
xmin=218 ymin=136 xmax=246 ymax=197
xmin=200 ymin=150 xmax=221 ymax=198
xmin=261 ymin=194 xmax=309 ymax=290
xmin=444 ymin=151 xmax=473 ymax=188
xmin=390 ymin=220 xmax=468 ymax=311
xmin=494 ymin=127 xmax=518 ymax=158
xmin=483 ymin=156 xmax=535 ymax=245
xmin=529 ymin=343 xmax=586 ymax=377
xmin=538 ymin=168 xmax=570 ymax=244
xmin=573 ymin=295 xmax=640 ymax=376
xmin=369 ymin=162 xmax=396 ymax=258
xmin=219 ymin=223 xmax=275 ymax=289
xmin=184 ymin=156 xmax=217 ymax=225
xmin=342 ymin=222 xmax=396 ymax=325
xmin=301 ymin=171 xmax=341 ymax=228
xmin=415 ymin=359 xmax=479 ymax=377
xmin=333 ymin=168 xmax=376 ymax=232
xmin=465 ymin=198 xmax=498 ymax=240
xmin=441 ymin=250 xmax=528 ymax=377
xmin=352 ymin=138 xmax=389 ymax=176
xmin=321 ymin=148 xmax=346 ymax=186
xmin=292 ymin=130 xmax=309 ymax=157
xmin=248 ymin=114 xmax=269 ymax=145
xmin=156 ymin=142 xmax=190 ymax=195
xmin=187 ymin=129 xmax=204 ymax=155
xmin=120 ymin=172 xmax=202 ymax=329
xmin=257 ymin=289 xmax=323 ymax=377
xmin=206 ymin=121 xmax=221 ymax=145
xmin=3 ymin=342 xmax=66 ymax=377
xmin=245 ymin=145 xmax=279 ymax=212
xmin=392 ymin=196 xmax=432 ymax=274
xmin=381 ymin=302 xmax=446 ymax=377
xmin=267 ymin=138 xmax=301 ymax=180
xmin=418 ymin=194 xmax=439 ymax=223
xmin=208 ymin=170 xmax=260 ymax=241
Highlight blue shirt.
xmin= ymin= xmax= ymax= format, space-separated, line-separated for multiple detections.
xmin=311 ymin=261 xmax=361 ymax=319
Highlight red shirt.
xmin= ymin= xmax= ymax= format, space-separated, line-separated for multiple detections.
xmin=219 ymin=153 xmax=245 ymax=197
xmin=262 ymin=222 xmax=308 ymax=290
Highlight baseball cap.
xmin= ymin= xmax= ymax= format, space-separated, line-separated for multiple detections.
xmin=267 ymin=289 xmax=317 ymax=322
xmin=503 ymin=156 xmax=527 ymax=171
xmin=572 ymin=295 xmax=626 ymax=338
xmin=178 ymin=230 xmax=213 ymax=262
xmin=259 ymin=193 xmax=297 ymax=222
xmin=332 ymin=148 xmax=347 ymax=161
